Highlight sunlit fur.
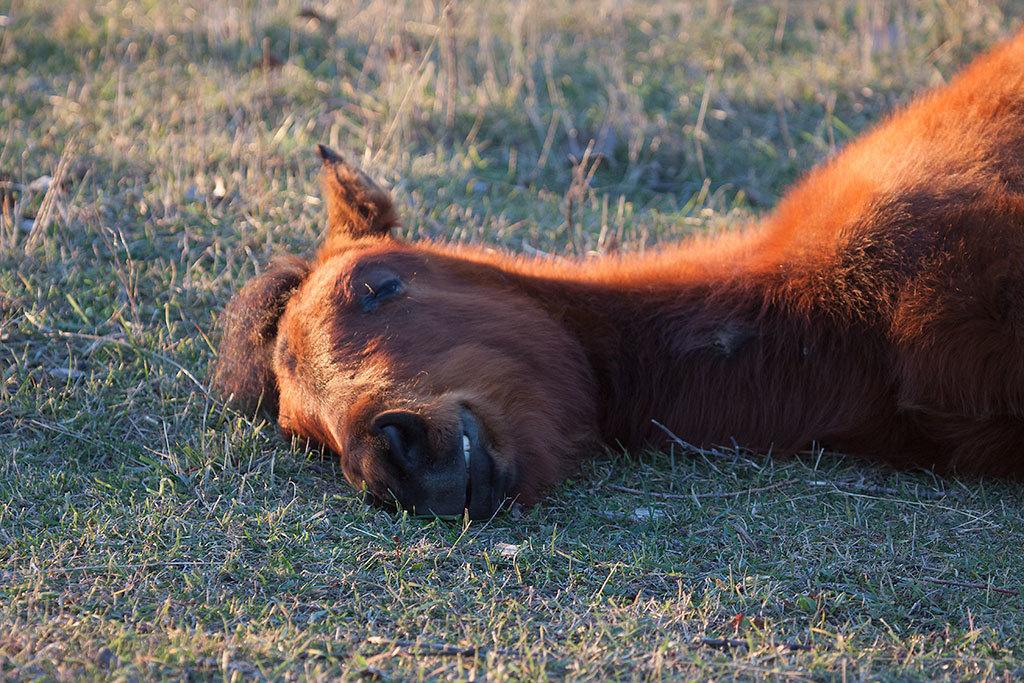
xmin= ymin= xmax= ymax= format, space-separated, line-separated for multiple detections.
xmin=215 ymin=33 xmax=1024 ymax=514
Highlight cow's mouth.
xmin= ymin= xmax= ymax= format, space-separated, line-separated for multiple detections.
xmin=363 ymin=405 xmax=512 ymax=519
xmin=459 ymin=406 xmax=501 ymax=519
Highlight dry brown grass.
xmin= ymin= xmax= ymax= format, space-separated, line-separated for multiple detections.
xmin=2 ymin=0 xmax=1023 ymax=679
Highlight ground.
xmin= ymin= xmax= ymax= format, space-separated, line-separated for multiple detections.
xmin=2 ymin=0 xmax=1024 ymax=679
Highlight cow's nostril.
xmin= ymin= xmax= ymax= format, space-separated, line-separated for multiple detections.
xmin=372 ymin=411 xmax=430 ymax=470
xmin=379 ymin=424 xmax=415 ymax=465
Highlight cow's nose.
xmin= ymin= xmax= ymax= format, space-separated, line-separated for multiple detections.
xmin=371 ymin=410 xmax=430 ymax=471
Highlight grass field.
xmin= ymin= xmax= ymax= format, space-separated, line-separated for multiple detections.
xmin=3 ymin=0 xmax=1024 ymax=679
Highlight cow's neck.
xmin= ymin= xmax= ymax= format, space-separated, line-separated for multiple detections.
xmin=486 ymin=238 xmax=897 ymax=457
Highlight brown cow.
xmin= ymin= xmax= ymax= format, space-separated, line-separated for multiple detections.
xmin=215 ymin=33 xmax=1024 ymax=518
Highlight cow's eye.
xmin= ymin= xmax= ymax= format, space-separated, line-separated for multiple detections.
xmin=360 ymin=277 xmax=405 ymax=312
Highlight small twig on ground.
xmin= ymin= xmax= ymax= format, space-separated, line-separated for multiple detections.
xmin=607 ymin=479 xmax=794 ymax=500
xmin=650 ymin=419 xmax=716 ymax=457
xmin=650 ymin=419 xmax=952 ymax=502
xmin=650 ymin=419 xmax=762 ymax=469
xmin=26 ymin=418 xmax=133 ymax=459
xmin=698 ymin=638 xmax=813 ymax=652
xmin=13 ymin=560 xmax=218 ymax=578
xmin=25 ymin=136 xmax=75 ymax=251
xmin=808 ymin=480 xmax=950 ymax=500
xmin=31 ymin=326 xmax=214 ymax=401
xmin=700 ymin=637 xmax=746 ymax=649
xmin=774 ymin=95 xmax=796 ymax=159
xmin=373 ymin=29 xmax=442 ymax=162
xmin=902 ymin=576 xmax=1019 ymax=596
xmin=365 ymin=636 xmax=515 ymax=657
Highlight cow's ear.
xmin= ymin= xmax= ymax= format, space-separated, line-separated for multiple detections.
xmin=213 ymin=257 xmax=309 ymax=417
xmin=318 ymin=144 xmax=400 ymax=238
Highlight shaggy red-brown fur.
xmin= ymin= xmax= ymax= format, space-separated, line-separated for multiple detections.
xmin=215 ymin=33 xmax=1024 ymax=518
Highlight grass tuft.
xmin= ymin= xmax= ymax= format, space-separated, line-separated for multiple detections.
xmin=2 ymin=0 xmax=1023 ymax=679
